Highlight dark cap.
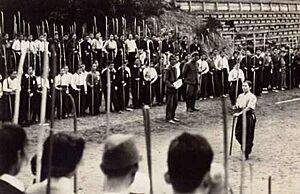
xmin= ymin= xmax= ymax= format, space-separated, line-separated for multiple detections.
xmin=101 ymin=134 xmax=139 ymax=170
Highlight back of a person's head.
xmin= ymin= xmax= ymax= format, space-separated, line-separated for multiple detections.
xmin=167 ymin=132 xmax=213 ymax=193
xmin=0 ymin=123 xmax=27 ymax=175
xmin=101 ymin=134 xmax=139 ymax=178
xmin=41 ymin=132 xmax=85 ymax=180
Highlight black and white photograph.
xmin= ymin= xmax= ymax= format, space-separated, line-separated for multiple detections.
xmin=0 ymin=0 xmax=300 ymax=193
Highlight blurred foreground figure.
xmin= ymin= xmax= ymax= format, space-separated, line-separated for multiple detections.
xmin=0 ymin=123 xmax=27 ymax=194
xmin=27 ymin=132 xmax=85 ymax=194
xmin=100 ymin=134 xmax=149 ymax=194
xmin=165 ymin=132 xmax=225 ymax=194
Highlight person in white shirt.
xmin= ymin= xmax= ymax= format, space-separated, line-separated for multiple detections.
xmin=103 ymin=34 xmax=117 ymax=63
xmin=197 ymin=54 xmax=210 ymax=99
xmin=0 ymin=123 xmax=27 ymax=194
xmin=26 ymin=132 xmax=85 ymax=194
xmin=2 ymin=70 xmax=19 ymax=121
xmin=12 ymin=34 xmax=26 ymax=66
xmin=143 ymin=61 xmax=158 ymax=106
xmin=92 ymin=32 xmax=104 ymax=69
xmin=72 ymin=67 xmax=87 ymax=116
xmin=218 ymin=51 xmax=230 ymax=97
xmin=228 ymin=63 xmax=245 ymax=106
xmin=233 ymin=80 xmax=257 ymax=160
xmin=54 ymin=67 xmax=69 ymax=119
xmin=125 ymin=34 xmax=138 ymax=69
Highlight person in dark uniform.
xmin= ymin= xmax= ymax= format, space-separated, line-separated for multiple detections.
xmin=165 ymin=55 xmax=180 ymax=124
xmin=240 ymin=50 xmax=253 ymax=81
xmin=250 ymin=49 xmax=264 ymax=96
xmin=154 ymin=56 xmax=166 ymax=105
xmin=86 ymin=63 xmax=101 ymax=115
xmin=19 ymin=66 xmax=37 ymax=126
xmin=116 ymin=61 xmax=131 ymax=111
xmin=233 ymin=80 xmax=257 ymax=159
xmin=182 ymin=52 xmax=200 ymax=112
xmin=66 ymin=33 xmax=79 ymax=73
xmin=189 ymin=37 xmax=202 ymax=54
xmin=0 ymin=123 xmax=27 ymax=194
xmin=102 ymin=63 xmax=120 ymax=112
xmin=131 ymin=58 xmax=144 ymax=109
xmin=180 ymin=36 xmax=188 ymax=61
xmin=80 ymin=34 xmax=93 ymax=71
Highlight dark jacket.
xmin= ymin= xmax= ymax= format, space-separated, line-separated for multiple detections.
xmin=0 ymin=179 xmax=24 ymax=194
xmin=182 ymin=61 xmax=198 ymax=85
xmin=165 ymin=65 xmax=177 ymax=94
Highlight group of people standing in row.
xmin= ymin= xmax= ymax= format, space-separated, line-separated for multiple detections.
xmin=0 ymin=30 xmax=299 ymax=127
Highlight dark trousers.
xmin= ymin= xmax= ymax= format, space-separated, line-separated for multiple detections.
xmin=56 ymin=89 xmax=69 ymax=119
xmin=295 ymin=66 xmax=300 ymax=87
xmin=217 ymin=69 xmax=229 ymax=95
xmin=253 ymin=69 xmax=263 ymax=96
xmin=178 ymin=82 xmax=186 ymax=101
xmin=94 ymin=49 xmax=103 ymax=68
xmin=131 ymin=80 xmax=143 ymax=108
xmin=166 ymin=92 xmax=178 ymax=121
xmin=32 ymin=92 xmax=51 ymax=122
xmin=207 ymin=73 xmax=215 ymax=97
xmin=143 ymin=81 xmax=155 ymax=106
xmin=229 ymin=80 xmax=243 ymax=106
xmin=235 ymin=111 xmax=256 ymax=156
xmin=117 ymin=85 xmax=130 ymax=110
xmin=73 ymin=86 xmax=86 ymax=116
xmin=127 ymin=52 xmax=136 ymax=69
xmin=1 ymin=94 xmax=15 ymax=121
xmin=155 ymin=76 xmax=165 ymax=104
xmin=103 ymin=86 xmax=120 ymax=112
xmin=271 ymin=67 xmax=280 ymax=89
xmin=186 ymin=84 xmax=197 ymax=110
xmin=198 ymin=74 xmax=208 ymax=98
xmin=263 ymin=66 xmax=272 ymax=89
xmin=19 ymin=92 xmax=33 ymax=124
xmin=87 ymin=86 xmax=101 ymax=115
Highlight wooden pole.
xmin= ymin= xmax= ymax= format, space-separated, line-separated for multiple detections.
xmin=106 ymin=68 xmax=111 ymax=136
xmin=17 ymin=11 xmax=21 ymax=33
xmin=12 ymin=53 xmax=26 ymax=124
xmin=221 ymin=97 xmax=229 ymax=194
xmin=239 ymin=111 xmax=247 ymax=194
xmin=134 ymin=17 xmax=137 ymax=35
xmin=1 ymin=11 xmax=4 ymax=33
xmin=94 ymin=16 xmax=98 ymax=33
xmin=36 ymin=41 xmax=50 ymax=183
xmin=105 ymin=16 xmax=108 ymax=40
xmin=142 ymin=106 xmax=154 ymax=194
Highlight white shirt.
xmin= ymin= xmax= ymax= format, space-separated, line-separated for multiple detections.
xmin=55 ymin=74 xmax=69 ymax=88
xmin=236 ymin=92 xmax=257 ymax=110
xmin=228 ymin=68 xmax=245 ymax=82
xmin=72 ymin=72 xmax=87 ymax=92
xmin=103 ymin=40 xmax=117 ymax=52
xmin=125 ymin=39 xmax=137 ymax=53
xmin=92 ymin=38 xmax=103 ymax=50
xmin=26 ymin=177 xmax=74 ymax=194
xmin=197 ymin=59 xmax=209 ymax=74
xmin=12 ymin=40 xmax=27 ymax=54
xmin=3 ymin=77 xmax=19 ymax=92
xmin=129 ymin=171 xmax=150 ymax=194
xmin=143 ymin=67 xmax=157 ymax=83
xmin=36 ymin=76 xmax=50 ymax=89
xmin=0 ymin=174 xmax=25 ymax=192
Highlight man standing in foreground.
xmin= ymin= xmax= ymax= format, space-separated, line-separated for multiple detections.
xmin=182 ymin=52 xmax=200 ymax=112
xmin=165 ymin=55 xmax=180 ymax=124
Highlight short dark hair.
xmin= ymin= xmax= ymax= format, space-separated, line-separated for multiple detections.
xmin=41 ymin=132 xmax=85 ymax=180
xmin=244 ymin=80 xmax=252 ymax=88
xmin=0 ymin=123 xmax=27 ymax=175
xmin=167 ymin=132 xmax=213 ymax=193
xmin=101 ymin=163 xmax=138 ymax=178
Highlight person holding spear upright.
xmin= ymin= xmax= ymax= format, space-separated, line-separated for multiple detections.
xmin=233 ymin=80 xmax=257 ymax=160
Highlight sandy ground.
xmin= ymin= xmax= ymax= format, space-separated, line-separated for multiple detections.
xmin=17 ymin=89 xmax=300 ymax=194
